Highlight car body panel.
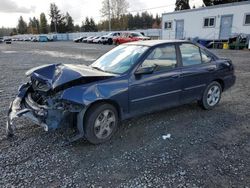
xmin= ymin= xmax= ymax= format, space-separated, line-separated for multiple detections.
xmin=129 ymin=68 xmax=182 ymax=115
xmin=28 ymin=64 xmax=116 ymax=92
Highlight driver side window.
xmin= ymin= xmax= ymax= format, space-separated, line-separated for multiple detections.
xmin=141 ymin=45 xmax=177 ymax=72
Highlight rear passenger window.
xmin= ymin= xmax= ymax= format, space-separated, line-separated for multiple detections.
xmin=141 ymin=45 xmax=177 ymax=72
xmin=180 ymin=43 xmax=202 ymax=66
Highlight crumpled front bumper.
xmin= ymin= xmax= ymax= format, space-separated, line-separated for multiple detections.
xmin=7 ymin=83 xmax=51 ymax=136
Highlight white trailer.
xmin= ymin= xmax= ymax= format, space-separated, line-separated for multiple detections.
xmin=161 ymin=1 xmax=250 ymax=41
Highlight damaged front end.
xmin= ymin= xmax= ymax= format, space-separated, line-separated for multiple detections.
xmin=6 ymin=63 xmax=115 ymax=140
xmin=6 ymin=81 xmax=84 ymax=138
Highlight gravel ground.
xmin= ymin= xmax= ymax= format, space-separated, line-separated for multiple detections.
xmin=0 ymin=42 xmax=249 ymax=188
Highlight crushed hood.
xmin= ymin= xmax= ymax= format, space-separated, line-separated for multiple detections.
xmin=27 ymin=64 xmax=115 ymax=92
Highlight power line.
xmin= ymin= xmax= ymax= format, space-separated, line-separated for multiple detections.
xmin=82 ymin=3 xmax=177 ymax=22
xmin=128 ymin=3 xmax=176 ymax=13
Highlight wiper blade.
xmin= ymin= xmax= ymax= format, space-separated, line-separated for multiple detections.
xmin=91 ymin=66 xmax=104 ymax=72
xmin=91 ymin=66 xmax=119 ymax=75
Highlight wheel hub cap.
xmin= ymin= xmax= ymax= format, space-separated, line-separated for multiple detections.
xmin=207 ymin=85 xmax=220 ymax=106
xmin=94 ymin=109 xmax=115 ymax=139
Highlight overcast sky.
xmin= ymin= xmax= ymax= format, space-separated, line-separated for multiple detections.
xmin=0 ymin=0 xmax=204 ymax=28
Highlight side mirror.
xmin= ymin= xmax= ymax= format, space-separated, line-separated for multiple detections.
xmin=135 ymin=66 xmax=156 ymax=75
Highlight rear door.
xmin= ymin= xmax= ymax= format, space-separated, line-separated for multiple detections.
xmin=178 ymin=43 xmax=217 ymax=103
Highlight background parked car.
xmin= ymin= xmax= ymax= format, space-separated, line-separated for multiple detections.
xmin=73 ymin=36 xmax=86 ymax=43
xmin=113 ymin=32 xmax=150 ymax=45
xmin=88 ymin=36 xmax=99 ymax=43
xmin=83 ymin=36 xmax=93 ymax=43
xmin=93 ymin=36 xmax=104 ymax=44
xmin=4 ymin=38 xmax=12 ymax=44
xmin=39 ymin=35 xmax=49 ymax=42
xmin=102 ymin=32 xmax=121 ymax=45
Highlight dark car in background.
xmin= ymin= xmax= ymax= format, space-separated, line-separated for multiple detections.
xmin=73 ymin=36 xmax=87 ymax=43
xmin=4 ymin=38 xmax=12 ymax=44
xmin=7 ymin=40 xmax=235 ymax=144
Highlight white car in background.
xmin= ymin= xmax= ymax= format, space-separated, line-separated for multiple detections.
xmin=93 ymin=36 xmax=106 ymax=44
xmin=102 ymin=32 xmax=121 ymax=45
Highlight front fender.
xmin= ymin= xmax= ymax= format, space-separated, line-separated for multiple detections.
xmin=60 ymin=80 xmax=129 ymax=114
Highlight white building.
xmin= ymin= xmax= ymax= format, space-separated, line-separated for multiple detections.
xmin=161 ymin=1 xmax=250 ymax=40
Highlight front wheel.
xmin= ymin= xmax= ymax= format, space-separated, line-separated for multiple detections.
xmin=84 ymin=103 xmax=119 ymax=144
xmin=199 ymin=81 xmax=222 ymax=110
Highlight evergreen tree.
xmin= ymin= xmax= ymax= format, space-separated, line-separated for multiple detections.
xmin=17 ymin=16 xmax=28 ymax=34
xmin=28 ymin=17 xmax=39 ymax=34
xmin=65 ymin=12 xmax=74 ymax=32
xmin=175 ymin=0 xmax=190 ymax=11
xmin=40 ymin=13 xmax=48 ymax=34
xmin=203 ymin=0 xmax=246 ymax=6
xmin=83 ymin=17 xmax=91 ymax=31
xmin=74 ymin=24 xmax=80 ymax=32
xmin=11 ymin=28 xmax=18 ymax=36
xmin=89 ymin=18 xmax=98 ymax=32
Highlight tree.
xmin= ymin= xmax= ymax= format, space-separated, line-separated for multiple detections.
xmin=0 ymin=27 xmax=14 ymax=37
xmin=100 ymin=0 xmax=129 ymax=30
xmin=89 ymin=18 xmax=98 ymax=31
xmin=65 ymin=12 xmax=74 ymax=32
xmin=17 ymin=16 xmax=28 ymax=34
xmin=10 ymin=28 xmax=17 ymax=36
xmin=203 ymin=0 xmax=247 ymax=6
xmin=82 ymin=17 xmax=90 ymax=31
xmin=28 ymin=17 xmax=39 ymax=34
xmin=49 ymin=3 xmax=63 ymax=32
xmin=74 ymin=24 xmax=80 ymax=32
xmin=40 ymin=13 xmax=48 ymax=34
xmin=175 ymin=0 xmax=190 ymax=11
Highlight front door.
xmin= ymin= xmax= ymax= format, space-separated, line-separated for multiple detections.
xmin=175 ymin=20 xmax=184 ymax=39
xmin=219 ymin=15 xmax=233 ymax=39
xmin=129 ymin=44 xmax=182 ymax=115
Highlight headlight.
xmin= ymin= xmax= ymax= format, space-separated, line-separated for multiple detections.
xmin=31 ymin=77 xmax=51 ymax=92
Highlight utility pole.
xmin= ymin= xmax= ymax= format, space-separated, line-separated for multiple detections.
xmin=108 ymin=0 xmax=111 ymax=31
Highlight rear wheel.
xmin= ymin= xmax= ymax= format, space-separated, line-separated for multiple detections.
xmin=84 ymin=103 xmax=118 ymax=144
xmin=199 ymin=81 xmax=222 ymax=110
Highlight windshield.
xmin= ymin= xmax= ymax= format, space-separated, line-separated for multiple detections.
xmin=91 ymin=45 xmax=149 ymax=74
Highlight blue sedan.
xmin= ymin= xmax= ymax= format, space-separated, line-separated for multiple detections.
xmin=7 ymin=40 xmax=236 ymax=144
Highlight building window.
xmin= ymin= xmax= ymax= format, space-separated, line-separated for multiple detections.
xmin=244 ymin=14 xmax=250 ymax=25
xmin=164 ymin=21 xmax=172 ymax=29
xmin=203 ymin=17 xmax=215 ymax=27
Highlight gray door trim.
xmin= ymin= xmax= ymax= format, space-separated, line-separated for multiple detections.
xmin=175 ymin=19 xmax=184 ymax=39
xmin=219 ymin=14 xmax=233 ymax=40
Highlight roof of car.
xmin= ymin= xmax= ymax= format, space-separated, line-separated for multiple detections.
xmin=125 ymin=40 xmax=191 ymax=46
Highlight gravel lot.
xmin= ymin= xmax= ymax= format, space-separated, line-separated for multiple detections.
xmin=0 ymin=41 xmax=249 ymax=188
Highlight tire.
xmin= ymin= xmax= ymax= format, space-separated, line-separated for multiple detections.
xmin=84 ymin=103 xmax=119 ymax=144
xmin=199 ymin=81 xmax=222 ymax=110
xmin=108 ymin=38 xmax=113 ymax=45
